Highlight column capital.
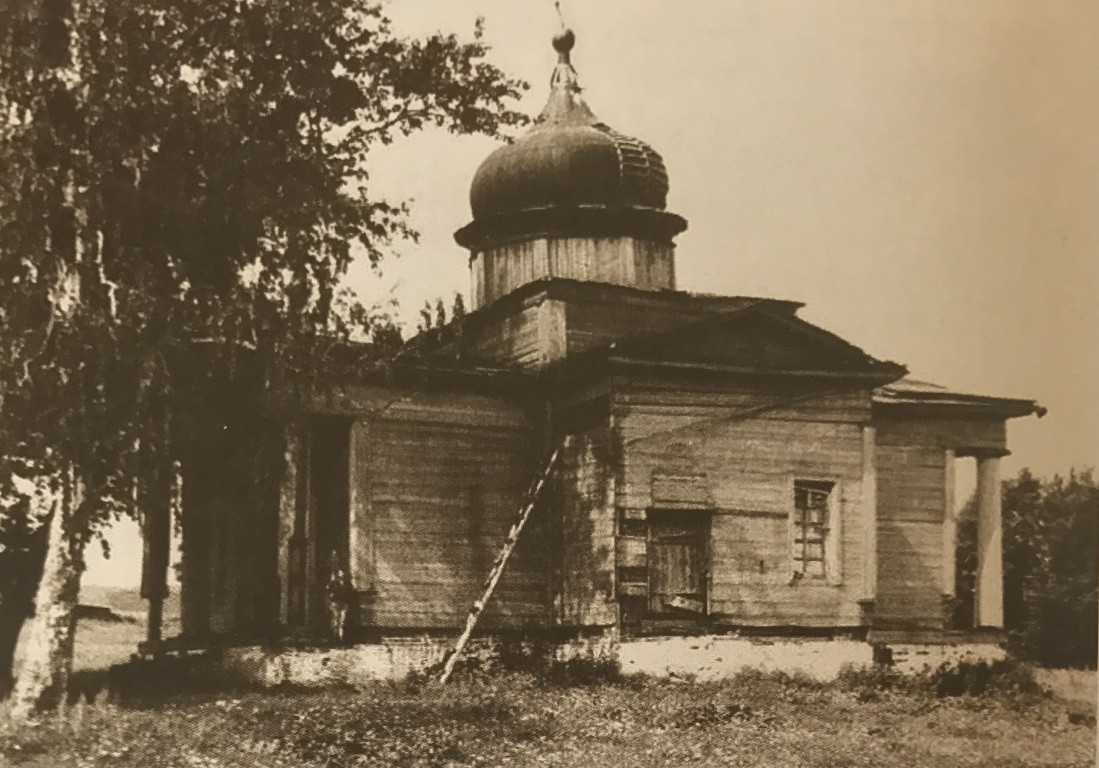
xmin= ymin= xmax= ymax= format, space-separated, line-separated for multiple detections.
xmin=956 ymin=447 xmax=1010 ymax=460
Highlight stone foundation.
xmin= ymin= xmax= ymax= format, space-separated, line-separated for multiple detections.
xmin=619 ymin=635 xmax=874 ymax=681
xmin=209 ymin=631 xmax=1009 ymax=687
xmin=886 ymin=643 xmax=1007 ymax=674
xmin=221 ymin=637 xmax=501 ymax=687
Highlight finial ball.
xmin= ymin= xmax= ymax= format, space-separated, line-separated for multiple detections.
xmin=552 ymin=28 xmax=575 ymax=54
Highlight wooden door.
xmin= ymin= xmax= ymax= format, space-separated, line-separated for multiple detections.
xmin=648 ymin=512 xmax=708 ymax=615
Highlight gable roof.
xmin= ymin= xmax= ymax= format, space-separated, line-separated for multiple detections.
xmin=595 ymin=301 xmax=908 ymax=384
xmin=402 ymin=277 xmax=804 ymax=366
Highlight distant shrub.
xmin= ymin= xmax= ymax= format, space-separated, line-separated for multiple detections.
xmin=541 ymin=656 xmax=622 ymax=686
xmin=930 ymin=659 xmax=1045 ymax=700
xmin=728 ymin=666 xmax=828 ymax=692
xmin=770 ymin=669 xmax=828 ymax=691
xmin=837 ymin=663 xmax=915 ymax=698
xmin=955 ymin=469 xmax=1098 ymax=669
xmin=838 ymin=659 xmax=1047 ymax=702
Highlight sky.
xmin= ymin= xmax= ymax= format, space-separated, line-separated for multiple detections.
xmin=85 ymin=0 xmax=1099 ymax=587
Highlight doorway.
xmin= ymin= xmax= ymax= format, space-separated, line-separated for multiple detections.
xmin=647 ymin=510 xmax=710 ymax=617
xmin=287 ymin=415 xmax=351 ymax=637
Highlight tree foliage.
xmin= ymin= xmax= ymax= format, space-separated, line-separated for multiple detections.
xmin=955 ymin=468 xmax=1098 ymax=668
xmin=0 ymin=0 xmax=525 ymax=532
xmin=0 ymin=0 xmax=526 ymax=705
xmin=415 ymin=293 xmax=468 ymax=334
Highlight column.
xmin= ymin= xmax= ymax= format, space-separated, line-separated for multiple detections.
xmin=942 ymin=450 xmax=957 ymax=598
xmin=859 ymin=426 xmax=878 ymax=602
xmin=140 ymin=461 xmax=173 ymax=647
xmin=974 ymin=455 xmax=1004 ymax=629
xmin=276 ymin=425 xmax=302 ymax=628
xmin=348 ymin=419 xmax=375 ymax=593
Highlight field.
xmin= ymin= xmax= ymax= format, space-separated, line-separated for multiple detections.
xmin=1 ymin=663 xmax=1095 ymax=768
xmin=14 ymin=586 xmax=181 ymax=674
xmin=5 ymin=590 xmax=1095 ymax=767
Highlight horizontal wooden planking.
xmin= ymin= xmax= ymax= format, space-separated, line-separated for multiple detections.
xmin=371 ymin=565 xmax=546 ymax=625
xmin=323 ymin=386 xmax=532 ymax=426
xmin=877 ymin=445 xmax=946 ymax=524
xmin=877 ymin=445 xmax=948 ymax=468
xmin=351 ymin=399 xmax=548 ymax=633
xmin=369 ymin=479 xmax=523 ymax=499
xmin=711 ymin=516 xmax=787 ymax=558
xmin=875 ymin=416 xmax=1006 ymax=452
xmin=368 ymin=424 xmax=529 ymax=448
xmin=620 ymin=412 xmax=865 ymax=452
xmin=372 ymin=533 xmax=547 ymax=561
xmin=709 ymin=591 xmax=845 ymax=611
xmin=710 ymin=600 xmax=861 ymax=626
xmin=371 ymin=511 xmax=536 ymax=539
xmin=373 ymin=579 xmax=542 ymax=602
xmin=371 ymin=604 xmax=547 ymax=629
xmin=710 ymin=572 xmax=792 ymax=587
xmin=874 ymin=518 xmax=943 ymax=626
xmin=370 ymin=488 xmax=523 ymax=507
xmin=554 ymin=431 xmax=616 ymax=627
xmin=651 ymin=474 xmax=712 ymax=508
xmin=616 ymin=536 xmax=647 ymax=568
xmin=618 ymin=424 xmax=864 ymax=513
xmin=618 ymin=379 xmax=872 ymax=405
xmin=621 ymin=408 xmax=868 ymax=427
xmin=709 ymin=615 xmax=863 ymax=629
xmin=373 ymin=566 xmax=545 ymax=588
xmin=469 ymin=304 xmax=544 ymax=368
xmin=620 ymin=427 xmax=867 ymax=466
xmin=708 ymin=507 xmax=867 ymax=622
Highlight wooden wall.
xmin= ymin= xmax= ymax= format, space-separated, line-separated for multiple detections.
xmin=351 ymin=390 xmax=546 ymax=631
xmin=552 ymin=429 xmax=617 ymax=627
xmin=466 ymin=287 xmax=761 ymax=372
xmin=614 ymin=378 xmax=874 ymax=628
xmin=467 ymin=299 xmax=567 ymax=370
xmin=874 ymin=438 xmax=946 ymax=629
xmin=471 ymin=236 xmax=674 ymax=309
xmin=872 ymin=413 xmax=1007 ymax=630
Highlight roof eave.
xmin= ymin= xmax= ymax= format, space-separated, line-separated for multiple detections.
xmin=608 ymin=355 xmax=907 ymax=385
xmin=872 ymin=395 xmax=1045 ymax=420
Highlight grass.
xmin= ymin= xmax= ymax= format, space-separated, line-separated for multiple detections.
xmin=1 ymin=665 xmax=1094 ymax=768
xmin=6 ymin=612 xmax=1095 ymax=767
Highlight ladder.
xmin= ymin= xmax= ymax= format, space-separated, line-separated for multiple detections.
xmin=438 ymin=438 xmax=568 ymax=683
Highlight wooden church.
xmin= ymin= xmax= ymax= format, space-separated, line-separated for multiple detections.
xmin=147 ymin=29 xmax=1043 ymax=680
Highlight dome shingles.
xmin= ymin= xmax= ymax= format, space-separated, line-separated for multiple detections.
xmin=468 ymin=30 xmax=671 ymax=221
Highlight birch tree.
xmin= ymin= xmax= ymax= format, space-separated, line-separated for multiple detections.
xmin=0 ymin=0 xmax=525 ymax=719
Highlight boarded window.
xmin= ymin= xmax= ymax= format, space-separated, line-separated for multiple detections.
xmin=793 ymin=480 xmax=835 ymax=579
xmin=648 ymin=511 xmax=709 ymax=615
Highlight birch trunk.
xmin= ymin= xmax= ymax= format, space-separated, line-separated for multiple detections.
xmin=0 ymin=522 xmax=49 ymax=698
xmin=7 ymin=470 xmax=85 ymax=722
xmin=0 ymin=605 xmax=26 ymax=699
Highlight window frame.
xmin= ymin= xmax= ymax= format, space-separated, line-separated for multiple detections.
xmin=789 ymin=478 xmax=843 ymax=586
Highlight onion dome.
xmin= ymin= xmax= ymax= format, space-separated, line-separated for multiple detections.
xmin=455 ymin=29 xmax=686 ymax=249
